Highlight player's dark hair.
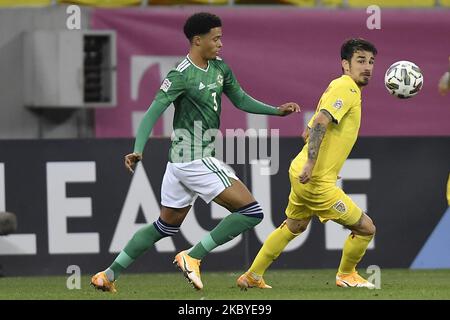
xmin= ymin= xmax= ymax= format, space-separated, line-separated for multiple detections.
xmin=183 ymin=12 xmax=222 ymax=42
xmin=341 ymin=38 xmax=378 ymax=61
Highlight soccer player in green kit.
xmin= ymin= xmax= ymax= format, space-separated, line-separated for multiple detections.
xmin=91 ymin=12 xmax=300 ymax=292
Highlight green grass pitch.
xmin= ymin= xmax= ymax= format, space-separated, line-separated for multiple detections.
xmin=0 ymin=269 xmax=449 ymax=300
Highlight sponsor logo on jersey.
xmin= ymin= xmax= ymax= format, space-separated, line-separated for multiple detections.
xmin=333 ymin=200 xmax=347 ymax=214
xmin=333 ymin=99 xmax=343 ymax=110
xmin=160 ymin=78 xmax=172 ymax=92
xmin=199 ymin=82 xmax=205 ymax=90
xmin=207 ymin=83 xmax=218 ymax=90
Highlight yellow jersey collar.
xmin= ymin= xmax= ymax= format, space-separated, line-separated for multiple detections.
xmin=342 ymin=75 xmax=361 ymax=94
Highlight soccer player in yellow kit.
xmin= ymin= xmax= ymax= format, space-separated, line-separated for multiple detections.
xmin=238 ymin=39 xmax=377 ymax=289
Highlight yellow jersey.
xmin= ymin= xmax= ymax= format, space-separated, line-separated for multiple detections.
xmin=290 ymin=75 xmax=362 ymax=193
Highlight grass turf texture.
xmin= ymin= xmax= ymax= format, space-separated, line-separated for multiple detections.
xmin=0 ymin=269 xmax=449 ymax=300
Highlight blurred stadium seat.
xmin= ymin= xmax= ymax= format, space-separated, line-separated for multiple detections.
xmin=347 ymin=0 xmax=436 ymax=7
xmin=0 ymin=0 xmax=445 ymax=7
xmin=0 ymin=0 xmax=53 ymax=6
xmin=233 ymin=0 xmax=342 ymax=5
xmin=149 ymin=0 xmax=228 ymax=5
xmin=59 ymin=0 xmax=141 ymax=6
xmin=236 ymin=0 xmax=315 ymax=5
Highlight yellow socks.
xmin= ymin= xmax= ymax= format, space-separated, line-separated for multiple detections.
xmin=248 ymin=221 xmax=373 ymax=277
xmin=338 ymin=233 xmax=374 ymax=275
xmin=248 ymin=221 xmax=300 ymax=276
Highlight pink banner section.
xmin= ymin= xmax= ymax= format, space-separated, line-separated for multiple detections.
xmin=92 ymin=8 xmax=450 ymax=137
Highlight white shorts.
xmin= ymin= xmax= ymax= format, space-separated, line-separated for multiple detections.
xmin=161 ymin=157 xmax=239 ymax=208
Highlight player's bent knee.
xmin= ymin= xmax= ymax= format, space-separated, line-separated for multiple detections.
xmin=368 ymin=223 xmax=376 ymax=236
xmin=363 ymin=215 xmax=376 ymax=236
xmin=286 ymin=218 xmax=310 ymax=234
xmin=351 ymin=212 xmax=376 ymax=236
xmin=354 ymin=222 xmax=376 ymax=237
xmin=289 ymin=224 xmax=308 ymax=234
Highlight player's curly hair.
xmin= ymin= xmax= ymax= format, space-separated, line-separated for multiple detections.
xmin=183 ymin=12 xmax=222 ymax=42
xmin=341 ymin=38 xmax=378 ymax=61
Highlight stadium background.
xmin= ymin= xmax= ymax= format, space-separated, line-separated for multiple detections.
xmin=0 ymin=0 xmax=449 ymax=278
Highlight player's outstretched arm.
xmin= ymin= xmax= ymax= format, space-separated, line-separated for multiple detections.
xmin=299 ymin=110 xmax=332 ymax=184
xmin=125 ymin=100 xmax=170 ymax=173
xmin=226 ymin=88 xmax=300 ymax=116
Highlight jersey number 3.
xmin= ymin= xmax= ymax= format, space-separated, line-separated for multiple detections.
xmin=211 ymin=92 xmax=218 ymax=111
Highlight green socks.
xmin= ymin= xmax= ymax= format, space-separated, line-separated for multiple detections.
xmin=106 ymin=218 xmax=180 ymax=281
xmin=188 ymin=213 xmax=262 ymax=260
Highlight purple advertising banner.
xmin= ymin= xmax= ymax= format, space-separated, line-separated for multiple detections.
xmin=92 ymin=8 xmax=450 ymax=137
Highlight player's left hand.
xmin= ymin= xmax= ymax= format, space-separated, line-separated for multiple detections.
xmin=278 ymin=102 xmax=301 ymax=116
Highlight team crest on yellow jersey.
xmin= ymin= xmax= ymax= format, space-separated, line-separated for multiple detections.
xmin=333 ymin=200 xmax=347 ymax=213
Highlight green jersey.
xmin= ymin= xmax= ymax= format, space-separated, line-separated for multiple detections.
xmin=133 ymin=55 xmax=282 ymax=163
xmin=155 ymin=56 xmax=239 ymax=162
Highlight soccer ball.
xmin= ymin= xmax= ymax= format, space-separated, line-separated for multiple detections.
xmin=384 ymin=61 xmax=424 ymax=99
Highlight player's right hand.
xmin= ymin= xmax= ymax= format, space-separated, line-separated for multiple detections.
xmin=124 ymin=152 xmax=142 ymax=173
xmin=299 ymin=160 xmax=315 ymax=184
xmin=278 ymin=102 xmax=301 ymax=116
